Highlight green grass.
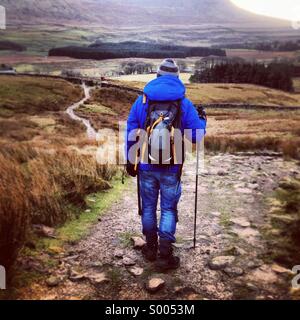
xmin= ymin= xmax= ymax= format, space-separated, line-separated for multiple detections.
xmin=263 ymin=178 xmax=300 ymax=267
xmin=40 ymin=176 xmax=128 ymax=249
xmin=107 ymin=267 xmax=122 ymax=287
xmin=0 ymin=26 xmax=98 ymax=55
xmin=219 ymin=210 xmax=232 ymax=228
xmin=78 ymin=103 xmax=117 ymax=116
xmin=0 ymin=176 xmax=128 ymax=299
xmin=0 ymin=75 xmax=82 ymax=114
xmin=118 ymin=231 xmax=140 ymax=248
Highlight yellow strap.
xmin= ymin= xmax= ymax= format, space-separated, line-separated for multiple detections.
xmin=140 ymin=126 xmax=150 ymax=164
xmin=134 ymin=129 xmax=141 ymax=171
xmin=143 ymin=94 xmax=147 ymax=104
xmin=150 ymin=116 xmax=163 ymax=134
xmin=171 ymin=127 xmax=178 ymax=164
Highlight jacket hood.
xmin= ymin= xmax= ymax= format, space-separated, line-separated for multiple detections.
xmin=143 ymin=75 xmax=186 ymax=101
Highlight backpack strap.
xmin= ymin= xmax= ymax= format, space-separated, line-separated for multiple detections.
xmin=143 ymin=94 xmax=147 ymax=104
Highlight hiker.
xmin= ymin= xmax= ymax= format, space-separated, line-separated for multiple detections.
xmin=126 ymin=59 xmax=207 ymax=271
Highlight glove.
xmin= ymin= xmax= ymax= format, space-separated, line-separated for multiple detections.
xmin=197 ymin=106 xmax=207 ymax=121
xmin=126 ymin=164 xmax=137 ymax=178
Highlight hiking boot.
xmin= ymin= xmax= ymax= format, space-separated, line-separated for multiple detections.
xmin=156 ymin=239 xmax=180 ymax=271
xmin=142 ymin=233 xmax=158 ymax=262
xmin=156 ymin=255 xmax=180 ymax=272
xmin=142 ymin=245 xmax=157 ymax=262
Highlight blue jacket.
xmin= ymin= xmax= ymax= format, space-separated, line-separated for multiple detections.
xmin=126 ymin=75 xmax=206 ymax=172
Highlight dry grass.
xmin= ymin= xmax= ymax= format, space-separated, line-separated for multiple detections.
xmin=0 ymin=142 xmax=117 ymax=270
xmin=206 ymin=109 xmax=300 ymax=159
xmin=77 ymin=84 xmax=300 ymax=159
xmin=110 ymin=72 xmax=192 ymax=84
xmin=187 ymin=84 xmax=300 ymax=106
xmin=293 ymin=78 xmax=300 ymax=94
xmin=114 ymin=79 xmax=300 ymax=106
xmin=226 ymin=49 xmax=297 ymax=61
xmin=0 ymin=75 xmax=83 ymax=114
xmin=0 ymin=153 xmax=29 ymax=271
xmin=265 ymin=178 xmax=300 ymax=269
xmin=0 ymin=76 xmax=118 ymax=272
xmin=75 ymin=87 xmax=139 ymax=131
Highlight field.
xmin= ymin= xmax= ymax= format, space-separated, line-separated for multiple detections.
xmin=294 ymin=78 xmax=300 ymax=93
xmin=111 ymin=73 xmax=192 ymax=84
xmin=0 ymin=25 xmax=99 ymax=56
xmin=1 ymin=23 xmax=300 ymax=81
xmin=0 ymin=76 xmax=118 ymax=273
xmin=73 ymin=84 xmax=300 ymax=160
xmin=0 ymin=74 xmax=300 ymax=299
xmin=226 ymin=49 xmax=299 ymax=61
xmin=206 ymin=108 xmax=300 ymax=158
xmin=113 ymin=78 xmax=300 ymax=106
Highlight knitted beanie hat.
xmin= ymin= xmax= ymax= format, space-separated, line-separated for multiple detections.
xmin=157 ymin=58 xmax=180 ymax=77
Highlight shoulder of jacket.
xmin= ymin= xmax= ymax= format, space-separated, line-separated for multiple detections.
xmin=133 ymin=95 xmax=144 ymax=106
xmin=181 ymin=97 xmax=193 ymax=108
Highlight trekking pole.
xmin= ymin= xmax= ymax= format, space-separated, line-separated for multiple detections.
xmin=122 ymin=165 xmax=126 ymax=185
xmin=137 ymin=170 xmax=142 ymax=216
xmin=194 ymin=142 xmax=200 ymax=249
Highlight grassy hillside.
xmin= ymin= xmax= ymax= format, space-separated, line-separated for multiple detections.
xmin=76 ymin=84 xmax=300 ymax=160
xmin=2 ymin=0 xmax=283 ymax=26
xmin=206 ymin=109 xmax=300 ymax=158
xmin=0 ymin=26 xmax=96 ymax=56
xmin=294 ymin=78 xmax=300 ymax=93
xmin=0 ymin=75 xmax=84 ymax=141
xmin=0 ymin=75 xmax=82 ymax=114
xmin=115 ymin=79 xmax=300 ymax=106
xmin=76 ymin=87 xmax=139 ymax=131
xmin=0 ymin=76 xmax=118 ymax=274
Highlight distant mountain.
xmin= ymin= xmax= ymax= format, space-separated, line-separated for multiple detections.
xmin=1 ymin=0 xmax=286 ymax=26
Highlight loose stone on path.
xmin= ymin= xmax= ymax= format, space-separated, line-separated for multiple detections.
xmin=224 ymin=266 xmax=244 ymax=277
xmin=88 ymin=272 xmax=109 ymax=285
xmin=208 ymin=256 xmax=235 ymax=271
xmin=146 ymin=278 xmax=165 ymax=293
xmin=46 ymin=276 xmax=62 ymax=287
xmin=230 ymin=217 xmax=251 ymax=228
xmin=123 ymin=256 xmax=136 ymax=266
xmin=131 ymin=237 xmax=146 ymax=250
xmin=231 ymin=227 xmax=260 ymax=241
xmin=128 ymin=267 xmax=144 ymax=277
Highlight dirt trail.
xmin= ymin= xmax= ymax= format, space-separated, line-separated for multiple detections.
xmin=20 ymin=153 xmax=299 ymax=300
xmin=66 ymin=83 xmax=97 ymax=139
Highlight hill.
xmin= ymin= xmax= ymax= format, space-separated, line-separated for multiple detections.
xmin=2 ymin=0 xmax=287 ymax=27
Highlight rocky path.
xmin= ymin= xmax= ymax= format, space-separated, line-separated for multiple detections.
xmin=23 ymin=153 xmax=299 ymax=300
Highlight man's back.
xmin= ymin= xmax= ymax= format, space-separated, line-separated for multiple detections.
xmin=125 ymin=59 xmax=207 ymax=272
xmin=127 ymin=74 xmax=206 ymax=172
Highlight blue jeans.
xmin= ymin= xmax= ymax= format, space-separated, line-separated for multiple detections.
xmin=139 ymin=170 xmax=182 ymax=243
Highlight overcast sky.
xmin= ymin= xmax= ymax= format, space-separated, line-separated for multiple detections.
xmin=231 ymin=0 xmax=300 ymax=21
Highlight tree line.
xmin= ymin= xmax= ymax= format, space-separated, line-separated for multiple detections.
xmin=0 ymin=41 xmax=26 ymax=52
xmin=120 ymin=61 xmax=154 ymax=75
xmin=190 ymin=62 xmax=294 ymax=92
xmin=216 ymin=40 xmax=300 ymax=52
xmin=49 ymin=41 xmax=226 ymax=60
